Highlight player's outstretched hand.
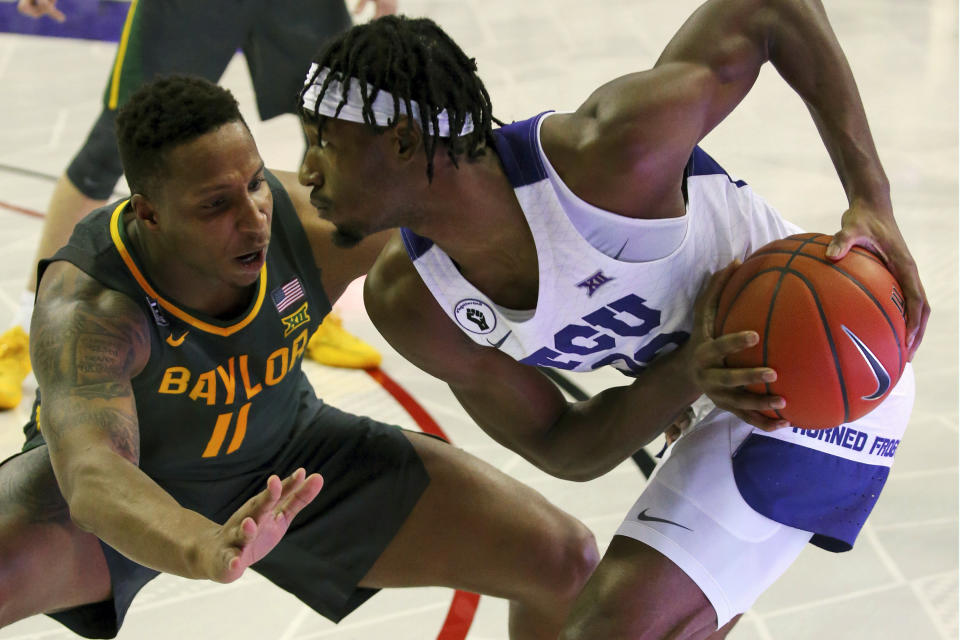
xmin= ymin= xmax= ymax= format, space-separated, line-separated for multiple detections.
xmin=826 ymin=202 xmax=930 ymax=361
xmin=204 ymin=468 xmax=323 ymax=583
xmin=687 ymin=261 xmax=789 ymax=432
xmin=17 ymin=0 xmax=65 ymax=22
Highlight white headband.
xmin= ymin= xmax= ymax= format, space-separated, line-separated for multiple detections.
xmin=301 ymin=63 xmax=474 ymax=138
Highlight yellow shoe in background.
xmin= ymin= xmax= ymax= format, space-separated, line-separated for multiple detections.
xmin=306 ymin=312 xmax=382 ymax=369
xmin=0 ymin=326 xmax=30 ymax=410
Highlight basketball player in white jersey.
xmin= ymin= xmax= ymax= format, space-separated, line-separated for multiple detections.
xmin=294 ymin=2 xmax=929 ymax=637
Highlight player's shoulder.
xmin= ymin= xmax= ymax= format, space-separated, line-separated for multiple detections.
xmin=365 ymin=233 xmax=467 ymax=347
xmin=365 ymin=233 xmax=427 ymax=316
xmin=35 ymin=261 xmax=150 ymax=350
xmin=366 ymin=233 xmax=502 ymax=384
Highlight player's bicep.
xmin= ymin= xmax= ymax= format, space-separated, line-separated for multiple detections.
xmin=31 ymin=263 xmax=149 ymax=488
xmin=364 ymin=236 xmax=485 ymax=385
xmin=446 ymin=352 xmax=571 ymax=451
xmin=569 ymin=0 xmax=771 ymax=164
xmin=365 ymin=239 xmax=570 ymax=442
xmin=652 ymin=0 xmax=774 ymax=132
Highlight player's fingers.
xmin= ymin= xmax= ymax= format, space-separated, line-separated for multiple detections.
xmin=221 ymin=547 xmax=241 ymax=577
xmin=271 ymin=469 xmax=308 ymax=515
xmin=233 ymin=515 xmax=257 ymax=546
xmin=277 ymin=474 xmax=324 ymax=520
xmin=733 ymin=409 xmax=791 ymax=432
xmin=352 ymin=0 xmax=370 ymax=14
xmin=825 ymin=227 xmax=856 ymax=260
xmin=887 ymin=258 xmax=929 ymax=359
xmin=905 ymin=291 xmax=931 ymax=360
xmin=278 ymin=468 xmax=307 ymax=497
xmin=696 ymin=330 xmax=758 ymax=366
xmin=244 ymin=474 xmax=282 ymax=520
xmin=701 ymin=365 xmax=776 ymax=389
xmin=220 ymin=548 xmax=249 ymax=584
xmin=712 ymin=389 xmax=785 ymax=413
xmin=693 ymin=261 xmax=740 ymax=336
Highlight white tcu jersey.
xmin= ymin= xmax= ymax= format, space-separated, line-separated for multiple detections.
xmin=402 ymin=112 xmax=801 ymax=376
xmin=402 ymin=112 xmax=914 ymax=553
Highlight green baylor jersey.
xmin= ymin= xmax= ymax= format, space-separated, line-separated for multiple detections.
xmin=29 ymin=171 xmax=331 ymax=487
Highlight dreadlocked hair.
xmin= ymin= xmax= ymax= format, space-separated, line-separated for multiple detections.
xmin=116 ymin=75 xmax=247 ymax=197
xmin=300 ymin=15 xmax=502 ymax=182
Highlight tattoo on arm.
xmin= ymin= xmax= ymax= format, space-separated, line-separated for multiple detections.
xmin=0 ymin=448 xmax=71 ymax=525
xmin=71 ymin=381 xmax=128 ymax=399
xmin=80 ymin=406 xmax=140 ymax=462
xmin=75 ymin=333 xmax=130 ymax=387
xmin=32 ymin=264 xmax=148 ymax=464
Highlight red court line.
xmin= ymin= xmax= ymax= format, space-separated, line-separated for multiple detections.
xmin=366 ymin=367 xmax=449 ymax=441
xmin=0 ymin=200 xmax=44 ymax=219
xmin=436 ymin=591 xmax=482 ymax=640
xmin=365 ymin=367 xmax=480 ymax=640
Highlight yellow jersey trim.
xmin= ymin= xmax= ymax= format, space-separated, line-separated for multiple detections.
xmin=109 ymin=201 xmax=267 ymax=336
xmin=108 ymin=0 xmax=140 ymax=110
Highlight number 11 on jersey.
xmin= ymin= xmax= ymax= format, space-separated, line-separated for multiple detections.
xmin=202 ymin=402 xmax=251 ymax=458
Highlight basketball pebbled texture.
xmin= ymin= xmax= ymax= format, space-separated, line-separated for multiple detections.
xmin=715 ymin=233 xmax=907 ymax=429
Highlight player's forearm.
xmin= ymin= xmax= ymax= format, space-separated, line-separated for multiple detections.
xmin=540 ymin=351 xmax=701 ymax=481
xmin=457 ymin=351 xmax=698 ymax=481
xmin=765 ymin=0 xmax=890 ymax=207
xmin=63 ymin=452 xmax=218 ymax=579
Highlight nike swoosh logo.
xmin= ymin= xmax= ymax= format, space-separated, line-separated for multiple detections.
xmin=486 ymin=331 xmax=512 ymax=349
xmin=636 ymin=508 xmax=692 ymax=531
xmin=166 ymin=330 xmax=189 ymax=347
xmin=613 ymin=239 xmax=629 ymax=260
xmin=841 ymin=325 xmax=891 ymax=400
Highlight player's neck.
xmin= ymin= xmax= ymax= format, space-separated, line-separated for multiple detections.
xmin=410 ymin=153 xmax=540 ymax=309
xmin=127 ymin=218 xmax=254 ymax=319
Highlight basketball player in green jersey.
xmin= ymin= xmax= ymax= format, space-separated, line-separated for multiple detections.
xmin=0 ymin=76 xmax=598 ymax=638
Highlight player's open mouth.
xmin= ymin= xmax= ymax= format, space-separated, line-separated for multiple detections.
xmin=236 ymin=249 xmax=265 ymax=269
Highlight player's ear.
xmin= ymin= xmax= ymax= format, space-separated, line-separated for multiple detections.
xmin=130 ymin=193 xmax=160 ymax=229
xmin=392 ymin=116 xmax=421 ymax=160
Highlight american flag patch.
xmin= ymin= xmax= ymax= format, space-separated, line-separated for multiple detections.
xmin=271 ymin=278 xmax=305 ymax=313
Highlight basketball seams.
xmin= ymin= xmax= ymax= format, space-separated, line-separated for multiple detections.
xmin=727 ymin=237 xmax=903 ymax=373
xmin=747 ymin=232 xmax=884 ymax=268
xmin=748 ymin=246 xmax=884 ymax=267
xmin=717 ymin=235 xmax=819 ymax=333
xmin=782 ymin=268 xmax=851 ymax=424
xmin=716 ymin=265 xmax=791 ymax=421
xmin=715 ymin=232 xmax=903 ymax=429
xmin=782 ymin=253 xmax=905 ymax=374
xmin=762 ymin=269 xmax=789 ymax=421
xmin=769 ymin=236 xmax=828 ymax=423
xmin=716 ymin=266 xmax=787 ymax=334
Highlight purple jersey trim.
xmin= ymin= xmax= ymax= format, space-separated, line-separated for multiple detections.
xmin=686 ymin=147 xmax=748 ymax=187
xmin=732 ymin=434 xmax=890 ymax=552
xmin=400 ymin=228 xmax=435 ymax=261
xmin=491 ymin=113 xmax=551 ymax=188
xmin=490 ymin=112 xmax=743 ymax=191
xmin=400 ymin=112 xmax=555 ymax=262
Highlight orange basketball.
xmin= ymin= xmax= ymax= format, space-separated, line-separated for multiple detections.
xmin=715 ymin=233 xmax=907 ymax=429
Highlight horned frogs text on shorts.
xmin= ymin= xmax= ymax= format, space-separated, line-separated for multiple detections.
xmin=401 ymin=112 xmax=915 ymax=627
